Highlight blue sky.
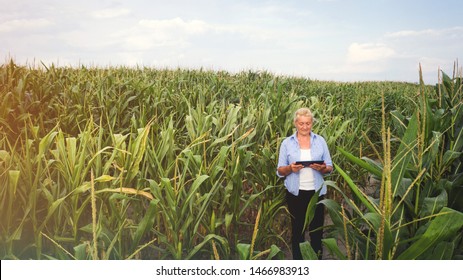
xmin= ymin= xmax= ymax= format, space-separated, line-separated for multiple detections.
xmin=1 ymin=0 xmax=462 ymax=84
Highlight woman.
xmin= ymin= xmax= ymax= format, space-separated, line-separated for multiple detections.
xmin=277 ymin=107 xmax=333 ymax=259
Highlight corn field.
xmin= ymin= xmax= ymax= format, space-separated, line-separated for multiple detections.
xmin=1 ymin=59 xmax=462 ymax=260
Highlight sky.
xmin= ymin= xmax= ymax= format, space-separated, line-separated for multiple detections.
xmin=1 ymin=0 xmax=462 ymax=84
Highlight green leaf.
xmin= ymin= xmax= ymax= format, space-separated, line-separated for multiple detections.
xmin=131 ymin=198 xmax=159 ymax=251
xmin=391 ymin=112 xmax=418 ymax=197
xmin=380 ymin=220 xmax=394 ymax=260
xmin=322 ymin=238 xmax=347 ymax=260
xmin=74 ymin=243 xmax=89 ymax=260
xmin=267 ymin=244 xmax=285 ymax=260
xmin=443 ymin=150 xmax=462 ymax=167
xmin=424 ymin=242 xmax=454 ymax=260
xmin=397 ymin=207 xmax=463 ymax=259
xmin=237 ymin=243 xmax=251 ymax=260
xmin=420 ymin=190 xmax=448 ymax=217
xmin=334 ymin=163 xmax=378 ymax=214
xmin=337 ymin=147 xmax=382 ymax=177
xmin=186 ymin=234 xmax=229 ymax=260
xmin=225 ymin=213 xmax=233 ymax=233
xmin=319 ymin=199 xmax=344 ymax=228
xmin=180 ymin=174 xmax=209 ymax=219
xmin=422 ymin=131 xmax=441 ymax=169
xmin=300 ymin=241 xmax=318 ymax=260
xmin=8 ymin=170 xmax=20 ymax=196
xmin=303 ymin=189 xmax=321 ymax=233
xmin=94 ymin=175 xmax=115 ymax=183
xmin=363 ymin=212 xmax=381 ymax=232
xmin=39 ymin=131 xmax=58 ymax=157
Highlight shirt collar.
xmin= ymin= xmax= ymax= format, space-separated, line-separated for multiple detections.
xmin=291 ymin=131 xmax=316 ymax=139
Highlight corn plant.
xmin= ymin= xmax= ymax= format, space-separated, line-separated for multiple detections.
xmin=1 ymin=58 xmax=435 ymax=260
xmin=325 ymin=68 xmax=463 ymax=259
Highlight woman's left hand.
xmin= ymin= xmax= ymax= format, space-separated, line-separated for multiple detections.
xmin=309 ymin=163 xmax=326 ymax=173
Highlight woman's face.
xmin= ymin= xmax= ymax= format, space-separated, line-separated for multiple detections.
xmin=295 ymin=115 xmax=312 ymax=136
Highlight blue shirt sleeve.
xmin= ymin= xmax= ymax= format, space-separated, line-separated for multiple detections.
xmin=276 ymin=138 xmax=289 ymax=178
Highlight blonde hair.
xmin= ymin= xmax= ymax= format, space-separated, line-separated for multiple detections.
xmin=293 ymin=107 xmax=313 ymax=123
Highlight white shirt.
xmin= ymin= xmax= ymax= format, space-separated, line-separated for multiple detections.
xmin=299 ymin=149 xmax=315 ymax=190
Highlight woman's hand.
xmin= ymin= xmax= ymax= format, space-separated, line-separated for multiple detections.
xmin=290 ymin=162 xmax=304 ymax=173
xmin=278 ymin=162 xmax=304 ymax=177
xmin=309 ymin=163 xmax=332 ymax=174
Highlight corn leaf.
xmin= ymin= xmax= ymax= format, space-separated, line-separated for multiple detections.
xmin=334 ymin=163 xmax=378 ymax=214
xmin=131 ymin=198 xmax=159 ymax=251
xmin=322 ymin=238 xmax=347 ymax=260
xmin=397 ymin=207 xmax=463 ymax=259
xmin=300 ymin=241 xmax=318 ymax=260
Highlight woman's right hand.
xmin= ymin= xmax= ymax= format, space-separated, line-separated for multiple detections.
xmin=278 ymin=163 xmax=303 ymax=177
xmin=290 ymin=162 xmax=304 ymax=173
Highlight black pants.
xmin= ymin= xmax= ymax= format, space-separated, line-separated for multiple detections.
xmin=286 ymin=190 xmax=325 ymax=260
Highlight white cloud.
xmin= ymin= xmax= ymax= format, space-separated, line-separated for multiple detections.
xmin=347 ymin=43 xmax=396 ymax=64
xmin=119 ymin=18 xmax=210 ymax=50
xmin=382 ymin=26 xmax=463 ymax=61
xmin=136 ymin=12 xmax=309 ymax=48
xmin=139 ymin=17 xmax=209 ymax=34
xmin=328 ymin=26 xmax=463 ymax=83
xmin=91 ymin=8 xmax=131 ymax=19
xmin=385 ymin=26 xmax=463 ymax=38
xmin=381 ymin=26 xmax=463 ymax=82
xmin=61 ymin=30 xmax=118 ymax=50
xmin=0 ymin=18 xmax=53 ymax=32
xmin=119 ymin=16 xmax=304 ymax=54
xmin=385 ymin=29 xmax=437 ymax=38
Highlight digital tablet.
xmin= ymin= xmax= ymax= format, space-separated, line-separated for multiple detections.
xmin=295 ymin=160 xmax=324 ymax=167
